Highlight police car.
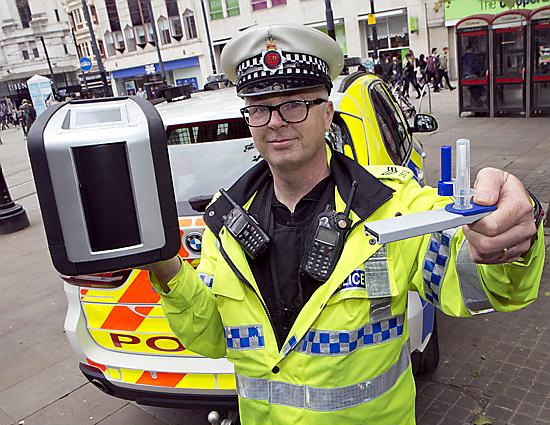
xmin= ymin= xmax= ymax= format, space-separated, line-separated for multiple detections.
xmin=63 ymin=73 xmax=439 ymax=409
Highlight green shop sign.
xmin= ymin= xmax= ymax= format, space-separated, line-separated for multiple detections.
xmin=445 ymin=0 xmax=550 ymax=21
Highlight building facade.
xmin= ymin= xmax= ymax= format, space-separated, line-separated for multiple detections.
xmin=0 ymin=0 xmax=80 ymax=106
xmin=72 ymin=0 xmax=215 ymax=96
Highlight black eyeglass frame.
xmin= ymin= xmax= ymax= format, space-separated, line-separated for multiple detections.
xmin=240 ymin=98 xmax=327 ymax=127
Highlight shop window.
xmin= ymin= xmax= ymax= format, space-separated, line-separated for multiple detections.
xmin=251 ymin=0 xmax=268 ymax=11
xmin=226 ymin=0 xmax=240 ymax=16
xmin=90 ymin=5 xmax=98 ymax=24
xmin=183 ymin=9 xmax=197 ymax=39
xmin=125 ymin=25 xmax=137 ymax=51
xmin=367 ymin=12 xmax=409 ymax=56
xmin=22 ymin=50 xmax=29 ymax=60
xmin=209 ymin=0 xmax=223 ymax=20
xmin=105 ymin=0 xmax=122 ymax=31
xmin=158 ymin=17 xmax=171 ymax=45
xmin=17 ymin=0 xmax=32 ymax=28
xmin=104 ymin=31 xmax=116 ymax=56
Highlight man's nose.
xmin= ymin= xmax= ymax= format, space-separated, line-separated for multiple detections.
xmin=267 ymin=109 xmax=287 ymax=129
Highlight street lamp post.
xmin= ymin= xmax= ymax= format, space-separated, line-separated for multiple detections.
xmin=81 ymin=0 xmax=112 ymax=97
xmin=0 ymin=162 xmax=29 ymax=235
xmin=39 ymin=36 xmax=58 ymax=96
xmin=200 ymin=0 xmax=217 ymax=74
xmin=146 ymin=0 xmax=166 ymax=82
xmin=324 ymin=0 xmax=336 ymax=41
xmin=370 ymin=0 xmax=379 ymax=62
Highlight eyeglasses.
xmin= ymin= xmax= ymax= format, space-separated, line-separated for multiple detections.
xmin=240 ymin=98 xmax=327 ymax=127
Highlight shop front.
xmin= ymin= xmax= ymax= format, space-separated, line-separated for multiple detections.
xmin=360 ymin=8 xmax=410 ymax=62
xmin=111 ymin=57 xmax=202 ymax=96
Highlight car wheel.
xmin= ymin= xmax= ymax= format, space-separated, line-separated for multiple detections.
xmin=411 ymin=316 xmax=439 ymax=376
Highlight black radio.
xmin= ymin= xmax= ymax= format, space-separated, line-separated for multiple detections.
xmin=220 ymin=189 xmax=270 ymax=259
xmin=302 ymin=181 xmax=357 ymax=282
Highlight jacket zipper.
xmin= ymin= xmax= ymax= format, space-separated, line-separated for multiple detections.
xmin=218 ymin=245 xmax=280 ymax=347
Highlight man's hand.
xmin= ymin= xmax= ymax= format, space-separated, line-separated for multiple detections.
xmin=138 ymin=256 xmax=182 ymax=293
xmin=463 ymin=167 xmax=536 ymax=264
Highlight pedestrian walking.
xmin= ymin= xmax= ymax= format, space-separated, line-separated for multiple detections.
xmin=140 ymin=23 xmax=544 ymax=425
xmin=416 ymin=54 xmax=428 ymax=86
xmin=402 ymin=53 xmax=422 ymax=98
xmin=427 ymin=48 xmax=441 ymax=92
xmin=438 ymin=47 xmax=456 ymax=91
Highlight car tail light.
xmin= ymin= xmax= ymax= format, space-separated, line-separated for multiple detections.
xmin=60 ymin=269 xmax=132 ymax=288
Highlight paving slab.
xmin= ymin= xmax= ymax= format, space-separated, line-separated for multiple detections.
xmin=96 ymin=404 xmax=168 ymax=425
xmin=0 ymin=362 xmax=87 ymax=420
xmin=0 ymin=408 xmax=15 ymax=425
xmin=20 ymin=383 xmax=128 ymax=425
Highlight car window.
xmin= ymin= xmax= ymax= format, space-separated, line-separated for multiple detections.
xmin=167 ymin=118 xmax=251 ymax=145
xmin=369 ymin=83 xmax=411 ymax=165
xmin=327 ymin=113 xmax=356 ymax=159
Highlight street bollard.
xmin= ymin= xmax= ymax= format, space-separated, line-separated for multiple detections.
xmin=0 ymin=162 xmax=30 ymax=234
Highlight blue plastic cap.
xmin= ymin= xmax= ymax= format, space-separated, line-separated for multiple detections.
xmin=438 ymin=145 xmax=453 ymax=196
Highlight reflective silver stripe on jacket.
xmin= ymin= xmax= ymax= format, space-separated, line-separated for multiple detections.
xmin=294 ymin=314 xmax=404 ymax=356
xmin=422 ymin=228 xmax=458 ymax=309
xmin=456 ymin=240 xmax=494 ymax=315
xmin=364 ymin=246 xmax=392 ymax=298
xmin=236 ymin=342 xmax=410 ymax=411
xmin=370 ymin=298 xmax=392 ymax=322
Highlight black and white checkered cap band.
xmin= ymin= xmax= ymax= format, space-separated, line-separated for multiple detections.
xmin=237 ymin=52 xmax=330 ymax=86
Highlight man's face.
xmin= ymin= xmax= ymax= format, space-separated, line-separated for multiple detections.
xmin=244 ymin=88 xmax=334 ymax=171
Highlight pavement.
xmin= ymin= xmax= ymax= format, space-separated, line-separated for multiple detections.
xmin=0 ymin=86 xmax=549 ymax=425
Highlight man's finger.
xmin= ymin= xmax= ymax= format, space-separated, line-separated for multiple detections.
xmin=472 ymin=167 xmax=506 ymax=206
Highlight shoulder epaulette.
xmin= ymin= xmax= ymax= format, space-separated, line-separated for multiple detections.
xmin=366 ymin=165 xmax=415 ymax=183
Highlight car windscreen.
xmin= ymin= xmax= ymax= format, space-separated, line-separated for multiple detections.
xmin=166 ymin=118 xmax=259 ymax=216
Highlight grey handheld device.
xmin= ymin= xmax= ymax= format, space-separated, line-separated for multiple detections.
xmin=27 ymin=97 xmax=180 ymax=275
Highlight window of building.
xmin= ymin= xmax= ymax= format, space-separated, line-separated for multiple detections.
xmin=208 ymin=0 xmax=223 ymax=20
xmin=32 ymin=47 xmax=39 ymax=58
xmin=22 ymin=50 xmax=29 ymax=60
xmin=183 ymin=10 xmax=197 ymax=39
xmin=74 ymin=9 xmax=82 ymax=23
xmin=158 ymin=17 xmax=171 ymax=45
xmin=63 ymin=43 xmax=69 ymax=54
xmin=124 ymin=25 xmax=137 ymax=51
xmin=165 ymin=0 xmax=183 ymax=40
xmin=17 ymin=0 xmax=32 ymax=28
xmin=90 ymin=5 xmax=98 ymax=24
xmin=105 ymin=0 xmax=122 ymax=32
xmin=54 ymin=9 xmax=60 ymax=22
xmin=128 ymin=0 xmax=153 ymax=46
xmin=98 ymin=39 xmax=105 ymax=57
xmin=226 ymin=0 xmax=240 ymax=16
xmin=83 ymin=42 xmax=91 ymax=57
xmin=104 ymin=31 xmax=116 ymax=56
xmin=271 ymin=0 xmax=286 ymax=5
xmin=69 ymin=12 xmax=76 ymax=31
xmin=251 ymin=0 xmax=268 ymax=11
xmin=76 ymin=44 xmax=83 ymax=57
xmin=114 ymin=30 xmax=125 ymax=52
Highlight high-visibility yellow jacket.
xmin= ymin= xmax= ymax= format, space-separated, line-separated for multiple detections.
xmin=152 ymin=150 xmax=544 ymax=425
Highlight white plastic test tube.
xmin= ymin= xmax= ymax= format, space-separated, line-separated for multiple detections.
xmin=453 ymin=139 xmax=472 ymax=210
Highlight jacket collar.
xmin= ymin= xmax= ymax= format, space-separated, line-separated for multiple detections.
xmin=204 ymin=147 xmax=395 ymax=234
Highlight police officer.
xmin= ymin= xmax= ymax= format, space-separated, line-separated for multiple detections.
xmin=145 ymin=24 xmax=544 ymax=425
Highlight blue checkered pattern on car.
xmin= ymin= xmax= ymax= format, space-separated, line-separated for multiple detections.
xmin=198 ymin=273 xmax=213 ymax=288
xmin=293 ymin=315 xmax=405 ymax=356
xmin=224 ymin=325 xmax=265 ymax=350
xmin=422 ymin=229 xmax=457 ymax=309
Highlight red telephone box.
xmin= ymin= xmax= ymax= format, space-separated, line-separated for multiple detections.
xmin=456 ymin=15 xmax=492 ymax=116
xmin=530 ymin=6 xmax=550 ymax=116
xmin=492 ymin=10 xmax=530 ymax=116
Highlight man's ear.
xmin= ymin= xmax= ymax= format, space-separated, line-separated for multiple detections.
xmin=324 ymin=101 xmax=335 ymax=131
